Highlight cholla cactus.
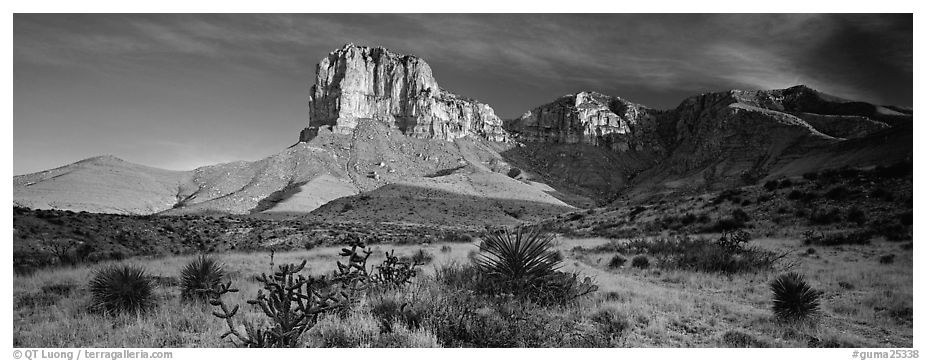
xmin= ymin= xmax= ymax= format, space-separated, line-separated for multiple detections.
xmin=372 ymin=250 xmax=423 ymax=287
xmin=209 ymin=260 xmax=347 ymax=348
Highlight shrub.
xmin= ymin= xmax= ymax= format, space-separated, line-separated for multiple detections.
xmin=180 ymin=255 xmax=225 ymax=302
xmin=824 ymin=186 xmax=851 ymax=201
xmin=607 ymin=255 xmax=626 ymax=269
xmin=788 ymin=190 xmax=818 ymax=202
xmin=808 ymin=207 xmax=841 ymax=225
xmin=617 ymin=234 xmax=780 ymax=274
xmin=867 ymin=219 xmax=910 ymax=241
xmin=879 ymin=254 xmax=896 ymax=264
xmin=763 ymin=180 xmax=779 ymax=191
xmin=410 ymin=249 xmax=434 ymax=265
xmin=869 ymin=187 xmax=895 ymax=201
xmin=589 ymin=308 xmax=631 ymax=339
xmin=778 ymin=179 xmax=793 ymax=188
xmin=846 ymin=207 xmax=867 ymax=225
xmin=631 ymin=255 xmax=650 ymax=269
xmin=802 ymin=172 xmax=818 ymax=181
xmin=89 ymin=265 xmax=155 ymax=314
xmin=369 ymin=294 xmax=424 ymax=333
xmin=722 ymin=330 xmax=770 ymax=348
xmin=306 ymin=311 xmax=380 ymax=347
xmin=703 ymin=210 xmax=748 ymax=232
xmin=803 ymin=230 xmax=871 ymax=246
xmin=769 ymin=272 xmax=822 ymax=322
xmin=422 ymin=289 xmax=610 ymax=347
xmin=440 ymin=245 xmax=452 ymax=253
xmin=899 ymin=211 xmax=913 ymax=226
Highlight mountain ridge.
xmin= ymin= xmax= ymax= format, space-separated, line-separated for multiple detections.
xmin=13 ymin=44 xmax=913 ymax=222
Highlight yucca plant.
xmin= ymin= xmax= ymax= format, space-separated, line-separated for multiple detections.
xmin=769 ymin=272 xmax=822 ymax=322
xmin=180 ymin=255 xmax=226 ymax=302
xmin=473 ymin=225 xmax=562 ymax=289
xmin=89 ymin=264 xmax=154 ymax=314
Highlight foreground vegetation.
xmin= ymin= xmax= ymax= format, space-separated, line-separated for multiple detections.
xmin=14 ymin=227 xmax=912 ymax=347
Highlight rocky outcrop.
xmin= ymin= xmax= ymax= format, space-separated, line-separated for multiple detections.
xmin=307 ymin=43 xmax=508 ymax=142
xmin=505 ymin=91 xmax=666 ymax=154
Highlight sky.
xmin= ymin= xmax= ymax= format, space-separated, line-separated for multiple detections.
xmin=14 ymin=13 xmax=913 ymax=175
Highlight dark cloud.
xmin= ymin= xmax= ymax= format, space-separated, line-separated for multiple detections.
xmin=14 ymin=14 xmax=912 ymax=174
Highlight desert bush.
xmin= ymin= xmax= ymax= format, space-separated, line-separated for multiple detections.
xmin=615 ymin=233 xmax=780 ymax=274
xmin=440 ymin=245 xmax=452 ymax=253
xmin=869 ymin=187 xmax=895 ymax=201
xmin=872 ymin=160 xmax=912 ymax=179
xmin=422 ymin=288 xmax=609 ymax=347
xmin=879 ymin=254 xmax=896 ymax=264
xmin=89 ymin=264 xmax=155 ymax=314
xmin=802 ymin=171 xmax=818 ymax=181
xmin=899 ymin=211 xmax=913 ymax=226
xmin=608 ymin=255 xmax=626 ymax=269
xmin=824 ymin=186 xmax=852 ymax=201
xmin=368 ymin=293 xmax=424 ymax=333
xmin=631 ymin=255 xmax=650 ymax=269
xmin=846 ymin=207 xmax=867 ymax=225
xmin=589 ymin=307 xmax=631 ymax=340
xmin=442 ymin=232 xmax=473 ymax=243
xmin=788 ymin=190 xmax=818 ymax=202
xmin=713 ymin=189 xmax=744 ymax=205
xmin=410 ymin=249 xmax=434 ymax=265
xmin=808 ymin=207 xmax=841 ymax=225
xmin=180 ymin=255 xmax=225 ymax=302
xmin=306 ymin=311 xmax=380 ymax=347
xmin=867 ymin=219 xmax=910 ymax=241
xmin=778 ymin=179 xmax=793 ymax=188
xmin=306 ymin=308 xmax=437 ymax=348
xmin=722 ymin=330 xmax=769 ymax=347
xmin=803 ymin=230 xmax=871 ymax=246
xmin=763 ymin=180 xmax=779 ymax=191
xmin=769 ymin=272 xmax=822 ymax=322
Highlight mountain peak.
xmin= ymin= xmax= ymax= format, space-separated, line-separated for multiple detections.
xmin=307 ymin=44 xmax=508 ymax=142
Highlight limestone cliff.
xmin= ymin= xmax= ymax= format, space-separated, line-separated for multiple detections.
xmin=306 ymin=43 xmax=508 ymax=142
xmin=505 ymin=91 xmax=666 ymax=154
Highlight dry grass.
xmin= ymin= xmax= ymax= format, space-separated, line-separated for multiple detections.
xmin=13 ymin=236 xmax=912 ymax=348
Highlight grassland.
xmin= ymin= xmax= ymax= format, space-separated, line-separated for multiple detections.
xmin=13 ymin=233 xmax=912 ymax=348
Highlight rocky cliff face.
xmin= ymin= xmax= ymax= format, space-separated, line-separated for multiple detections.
xmin=507 ymin=85 xmax=910 ymax=195
xmin=505 ymin=91 xmax=665 ymax=154
xmin=307 ymin=43 xmax=508 ymax=142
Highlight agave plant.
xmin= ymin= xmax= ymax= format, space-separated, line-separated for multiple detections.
xmin=180 ymin=255 xmax=225 ymax=302
xmin=89 ymin=264 xmax=154 ymax=314
xmin=769 ymin=272 xmax=822 ymax=321
xmin=473 ymin=225 xmax=562 ymax=287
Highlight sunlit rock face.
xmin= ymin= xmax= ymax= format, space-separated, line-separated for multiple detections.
xmin=307 ymin=43 xmax=509 ymax=142
xmin=505 ymin=91 xmax=665 ymax=153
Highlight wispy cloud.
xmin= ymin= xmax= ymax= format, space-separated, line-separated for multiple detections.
xmin=13 ymin=14 xmax=912 ymax=174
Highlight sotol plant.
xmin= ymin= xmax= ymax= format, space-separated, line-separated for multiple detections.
xmin=474 ymin=225 xmax=562 ymax=287
xmin=180 ymin=255 xmax=225 ymax=302
xmin=474 ymin=225 xmax=597 ymax=304
xmin=89 ymin=265 xmax=154 ymax=314
xmin=769 ymin=272 xmax=823 ymax=322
